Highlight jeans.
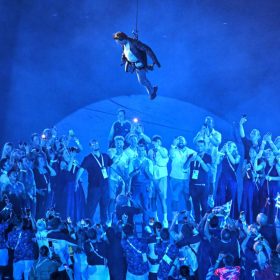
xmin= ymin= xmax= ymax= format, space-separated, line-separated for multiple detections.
xmin=189 ymin=183 xmax=208 ymax=223
xmin=87 ymin=181 xmax=109 ymax=224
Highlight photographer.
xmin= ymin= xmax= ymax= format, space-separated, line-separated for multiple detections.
xmin=215 ymin=141 xmax=240 ymax=219
xmin=193 ymin=116 xmax=222 ymax=198
xmin=33 ymin=152 xmax=56 ymax=219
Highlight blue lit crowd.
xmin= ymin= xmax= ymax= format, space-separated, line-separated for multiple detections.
xmin=0 ymin=109 xmax=280 ymax=280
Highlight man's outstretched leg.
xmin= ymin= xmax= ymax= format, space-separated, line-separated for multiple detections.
xmin=136 ymin=68 xmax=157 ymax=100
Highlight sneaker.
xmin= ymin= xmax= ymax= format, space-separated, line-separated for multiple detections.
xmin=149 ymin=86 xmax=158 ymax=100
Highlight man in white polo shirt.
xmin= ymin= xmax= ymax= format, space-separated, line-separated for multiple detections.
xmin=169 ymin=136 xmax=195 ymax=222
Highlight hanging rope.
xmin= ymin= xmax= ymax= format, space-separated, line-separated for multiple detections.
xmin=132 ymin=0 xmax=139 ymax=40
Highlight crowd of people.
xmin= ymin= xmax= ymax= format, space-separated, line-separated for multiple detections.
xmin=0 ymin=108 xmax=280 ymax=280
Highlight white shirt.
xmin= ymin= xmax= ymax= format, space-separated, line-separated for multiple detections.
xmin=149 ymin=147 xmax=169 ymax=180
xmin=123 ymin=42 xmax=143 ymax=68
xmin=170 ymin=146 xmax=195 ymax=180
xmin=108 ymin=148 xmax=129 ymax=181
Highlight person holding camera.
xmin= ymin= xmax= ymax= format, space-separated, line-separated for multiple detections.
xmin=194 ymin=116 xmax=222 ymax=198
xmin=240 ymin=147 xmax=264 ymax=224
xmin=239 ymin=115 xmax=261 ymax=161
xmin=169 ymin=136 xmax=195 ymax=223
xmin=33 ymin=152 xmax=56 ymax=219
xmin=215 ymin=141 xmax=240 ymax=219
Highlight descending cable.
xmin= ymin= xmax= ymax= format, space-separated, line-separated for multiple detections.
xmin=132 ymin=0 xmax=139 ymax=40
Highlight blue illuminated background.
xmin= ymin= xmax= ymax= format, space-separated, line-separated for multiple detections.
xmin=1 ymin=0 xmax=280 ymax=147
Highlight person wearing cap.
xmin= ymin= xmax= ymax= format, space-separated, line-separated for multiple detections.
xmin=148 ymin=135 xmax=169 ymax=228
xmin=113 ymin=31 xmax=161 ymax=100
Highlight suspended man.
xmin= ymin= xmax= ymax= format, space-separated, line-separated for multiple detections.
xmin=113 ymin=31 xmax=161 ymax=100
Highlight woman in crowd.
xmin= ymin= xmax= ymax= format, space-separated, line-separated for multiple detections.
xmin=257 ymin=148 xmax=280 ymax=224
xmin=33 ymin=153 xmax=56 ymax=219
xmin=215 ymin=141 xmax=241 ymax=219
xmin=240 ymin=147 xmax=264 ymax=224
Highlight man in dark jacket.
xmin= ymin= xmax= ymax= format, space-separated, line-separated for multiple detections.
xmin=113 ymin=31 xmax=161 ymax=100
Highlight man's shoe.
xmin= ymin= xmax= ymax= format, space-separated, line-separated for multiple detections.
xmin=149 ymin=86 xmax=158 ymax=100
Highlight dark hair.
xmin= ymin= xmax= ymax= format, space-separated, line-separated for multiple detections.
xmin=122 ymin=223 xmax=134 ymax=237
xmin=152 ymin=135 xmax=162 ymax=142
xmin=180 ymin=265 xmax=191 ymax=279
xmin=117 ymin=108 xmax=126 ymax=115
xmin=40 ymin=245 xmax=49 ymax=257
xmin=113 ymin=32 xmax=128 ymax=41
xmin=7 ymin=168 xmax=18 ymax=177
xmin=0 ymin=158 xmax=9 ymax=169
xmin=160 ymin=228 xmax=170 ymax=241
xmin=153 ymin=221 xmax=162 ymax=233
xmin=22 ymin=218 xmax=33 ymax=230
xmin=223 ymin=254 xmax=234 ymax=266
xmin=196 ymin=139 xmax=205 ymax=145
xmin=209 ymin=215 xmax=219 ymax=228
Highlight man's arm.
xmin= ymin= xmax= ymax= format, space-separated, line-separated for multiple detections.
xmin=134 ymin=40 xmax=160 ymax=67
xmin=209 ymin=131 xmax=222 ymax=147
xmin=75 ymin=167 xmax=85 ymax=191
xmin=239 ymin=117 xmax=247 ymax=138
